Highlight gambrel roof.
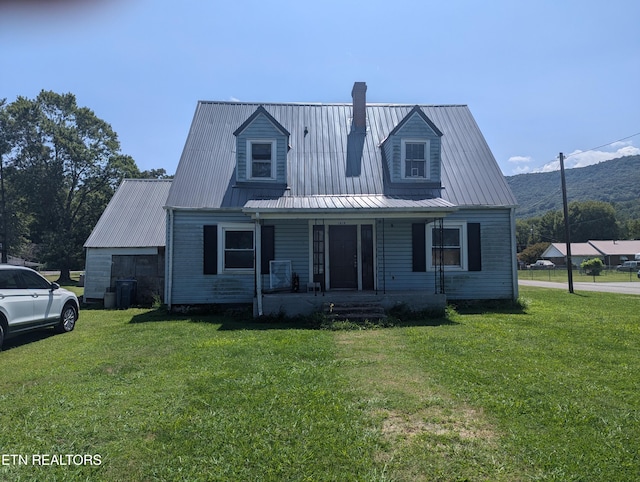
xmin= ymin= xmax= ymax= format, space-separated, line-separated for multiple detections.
xmin=165 ymin=101 xmax=517 ymax=210
xmin=85 ymin=179 xmax=171 ymax=248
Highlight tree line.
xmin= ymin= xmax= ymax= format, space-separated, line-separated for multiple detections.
xmin=0 ymin=91 xmax=171 ymax=282
xmin=516 ymin=200 xmax=640 ymax=264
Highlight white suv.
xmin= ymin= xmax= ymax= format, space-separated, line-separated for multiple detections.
xmin=0 ymin=265 xmax=79 ymax=350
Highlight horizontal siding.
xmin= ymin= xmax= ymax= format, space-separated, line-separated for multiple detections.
xmin=169 ymin=209 xmax=515 ymax=304
xmin=389 ymin=113 xmax=442 ymax=183
xmin=375 ymin=210 xmax=515 ymax=300
xmin=84 ymin=249 xmax=112 ymax=300
xmin=376 ymin=220 xmax=437 ymax=293
xmin=170 ymin=211 xmax=254 ymax=304
xmin=262 ymin=220 xmax=309 ymax=289
xmin=236 ymin=115 xmax=288 ymax=184
xmin=443 ymin=209 xmax=515 ymax=300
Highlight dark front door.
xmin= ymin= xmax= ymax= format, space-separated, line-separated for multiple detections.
xmin=329 ymin=225 xmax=358 ymax=289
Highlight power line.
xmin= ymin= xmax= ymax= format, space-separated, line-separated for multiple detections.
xmin=565 ymin=131 xmax=640 ymax=160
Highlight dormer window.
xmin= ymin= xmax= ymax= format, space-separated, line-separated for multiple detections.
xmin=402 ymin=139 xmax=430 ymax=179
xmin=248 ymin=140 xmax=276 ymax=180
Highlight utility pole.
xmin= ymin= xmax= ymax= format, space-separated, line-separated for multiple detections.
xmin=559 ymin=152 xmax=574 ymax=293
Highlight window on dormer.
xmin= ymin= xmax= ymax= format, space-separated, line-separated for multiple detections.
xmin=248 ymin=140 xmax=276 ymax=180
xmin=402 ymin=139 xmax=430 ymax=179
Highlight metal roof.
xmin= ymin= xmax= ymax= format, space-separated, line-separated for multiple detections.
xmin=587 ymin=240 xmax=640 ymax=256
xmin=243 ymin=194 xmax=456 ymax=218
xmin=84 ymin=179 xmax=172 ymax=248
xmin=544 ymin=242 xmax=602 ymax=257
xmin=166 ymin=100 xmax=517 ymax=210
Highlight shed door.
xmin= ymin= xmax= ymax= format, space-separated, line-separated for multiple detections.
xmin=329 ymin=225 xmax=358 ymax=289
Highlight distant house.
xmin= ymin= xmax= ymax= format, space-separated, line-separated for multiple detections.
xmin=541 ymin=240 xmax=640 ymax=268
xmin=164 ymin=82 xmax=519 ymax=315
xmin=541 ymin=242 xmax=604 ymax=267
xmin=84 ymin=179 xmax=171 ymax=304
xmin=587 ymin=240 xmax=640 ymax=267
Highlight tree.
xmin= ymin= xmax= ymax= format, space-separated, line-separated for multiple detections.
xmin=568 ymin=200 xmax=618 ymax=242
xmin=538 ymin=210 xmax=564 ymax=243
xmin=622 ymin=219 xmax=640 ymax=240
xmin=0 ymin=99 xmax=32 ymax=264
xmin=5 ymin=91 xmax=137 ymax=281
xmin=0 ymin=99 xmax=9 ymax=263
xmin=138 ymin=168 xmax=173 ymax=179
xmin=518 ymin=242 xmax=550 ymax=266
xmin=581 ymin=258 xmax=604 ymax=276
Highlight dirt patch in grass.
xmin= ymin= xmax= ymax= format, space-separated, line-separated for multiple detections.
xmin=379 ymin=406 xmax=497 ymax=441
xmin=335 ymin=329 xmax=505 ymax=480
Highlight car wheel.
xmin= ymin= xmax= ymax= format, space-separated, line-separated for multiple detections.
xmin=0 ymin=323 xmax=4 ymax=350
xmin=56 ymin=303 xmax=77 ymax=334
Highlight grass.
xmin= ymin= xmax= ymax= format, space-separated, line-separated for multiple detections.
xmin=519 ymin=267 xmax=640 ymax=283
xmin=0 ymin=288 xmax=639 ymax=480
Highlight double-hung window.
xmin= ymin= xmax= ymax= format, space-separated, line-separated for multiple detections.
xmin=402 ymin=139 xmax=429 ymax=179
xmin=428 ymin=222 xmax=467 ymax=271
xmin=248 ymin=140 xmax=276 ymax=180
xmin=222 ymin=225 xmax=255 ymax=271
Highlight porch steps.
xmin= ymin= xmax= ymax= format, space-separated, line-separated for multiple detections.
xmin=323 ymin=301 xmax=387 ymax=321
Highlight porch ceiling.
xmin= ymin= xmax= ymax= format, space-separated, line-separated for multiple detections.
xmin=243 ymin=195 xmax=457 ymax=219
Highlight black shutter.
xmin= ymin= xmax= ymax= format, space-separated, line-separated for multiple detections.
xmin=412 ymin=223 xmax=426 ymax=272
xmin=203 ymin=225 xmax=218 ymax=274
xmin=467 ymin=223 xmax=482 ymax=271
xmin=261 ymin=225 xmax=275 ymax=274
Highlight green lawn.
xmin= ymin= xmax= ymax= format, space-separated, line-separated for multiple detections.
xmin=1 ymin=288 xmax=639 ymax=481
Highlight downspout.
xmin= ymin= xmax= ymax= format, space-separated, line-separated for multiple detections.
xmin=510 ymin=207 xmax=519 ymax=300
xmin=166 ymin=208 xmax=174 ymax=309
xmin=382 ymin=219 xmax=386 ymax=294
xmin=255 ymin=214 xmax=263 ymax=316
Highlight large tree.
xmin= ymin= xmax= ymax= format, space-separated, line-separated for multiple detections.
xmin=567 ymin=200 xmax=618 ymax=242
xmin=5 ymin=91 xmax=138 ymax=281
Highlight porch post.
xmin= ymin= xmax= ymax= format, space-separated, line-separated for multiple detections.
xmin=255 ymin=216 xmax=263 ymax=316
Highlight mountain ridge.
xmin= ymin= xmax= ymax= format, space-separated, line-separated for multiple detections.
xmin=505 ymin=155 xmax=640 ymax=219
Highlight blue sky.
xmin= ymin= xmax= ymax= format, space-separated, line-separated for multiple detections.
xmin=1 ymin=0 xmax=638 ymax=176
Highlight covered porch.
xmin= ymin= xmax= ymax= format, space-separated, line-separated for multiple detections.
xmin=243 ymin=194 xmax=457 ymax=317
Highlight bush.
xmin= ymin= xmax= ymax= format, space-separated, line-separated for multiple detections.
xmin=581 ymin=258 xmax=604 ymax=276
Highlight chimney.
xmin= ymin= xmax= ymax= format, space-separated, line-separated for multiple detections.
xmin=351 ymin=82 xmax=367 ymax=131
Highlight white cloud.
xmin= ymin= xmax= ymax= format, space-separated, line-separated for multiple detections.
xmin=508 ymin=155 xmax=532 ymax=163
xmin=514 ymin=165 xmax=531 ymax=174
xmin=536 ymin=160 xmax=560 ymax=173
xmin=229 ymin=96 xmax=241 ymax=102
xmin=532 ymin=143 xmax=640 ymax=173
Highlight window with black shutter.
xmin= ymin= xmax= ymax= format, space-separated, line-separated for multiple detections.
xmin=261 ymin=225 xmax=275 ymax=274
xmin=412 ymin=223 xmax=426 ymax=272
xmin=467 ymin=223 xmax=482 ymax=271
xmin=203 ymin=225 xmax=218 ymax=274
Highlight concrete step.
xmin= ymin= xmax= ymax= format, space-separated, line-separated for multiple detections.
xmin=323 ymin=302 xmax=387 ymax=321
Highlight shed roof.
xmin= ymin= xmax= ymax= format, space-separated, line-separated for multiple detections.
xmin=84 ymin=179 xmax=171 ymax=248
xmin=166 ymin=101 xmax=517 ymax=210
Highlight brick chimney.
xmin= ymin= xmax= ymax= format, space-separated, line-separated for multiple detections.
xmin=351 ymin=82 xmax=367 ymax=131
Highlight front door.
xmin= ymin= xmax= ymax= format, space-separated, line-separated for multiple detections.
xmin=329 ymin=225 xmax=358 ymax=289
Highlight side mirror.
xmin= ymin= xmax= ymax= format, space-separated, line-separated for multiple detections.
xmin=50 ymin=282 xmax=60 ymax=291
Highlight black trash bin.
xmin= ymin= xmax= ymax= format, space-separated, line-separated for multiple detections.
xmin=115 ymin=279 xmax=137 ymax=309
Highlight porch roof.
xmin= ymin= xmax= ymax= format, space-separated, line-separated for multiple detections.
xmin=243 ymin=194 xmax=457 ymax=219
